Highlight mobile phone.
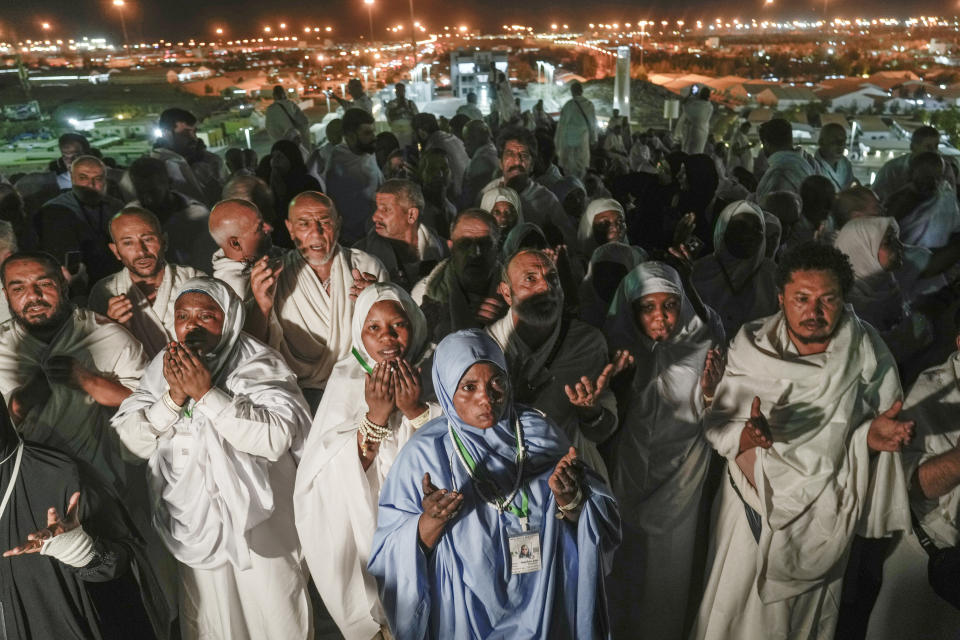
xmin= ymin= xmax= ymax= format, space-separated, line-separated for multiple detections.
xmin=682 ymin=236 xmax=703 ymax=255
xmin=64 ymin=251 xmax=82 ymax=275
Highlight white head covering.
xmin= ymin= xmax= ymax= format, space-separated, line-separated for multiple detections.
xmin=479 ymin=186 xmax=524 ymax=225
xmin=630 ymin=143 xmax=655 ymax=173
xmin=350 ymin=282 xmax=429 ymax=370
xmin=712 ymin=199 xmax=767 ymax=290
xmin=601 ymin=261 xmax=722 ymax=531
xmin=175 ymin=276 xmax=245 ymax=381
xmin=834 ymin=216 xmax=904 ymax=328
xmin=578 ymin=197 xmax=626 ymax=255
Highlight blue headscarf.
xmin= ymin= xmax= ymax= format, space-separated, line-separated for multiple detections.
xmin=369 ymin=328 xmax=621 ymax=639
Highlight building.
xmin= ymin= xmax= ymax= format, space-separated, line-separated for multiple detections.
xmin=755 ymin=86 xmax=819 ymax=109
xmin=449 ymin=48 xmax=508 ymax=105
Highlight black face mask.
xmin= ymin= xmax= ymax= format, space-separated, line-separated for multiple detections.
xmin=724 ymin=218 xmax=763 ymax=260
xmin=513 ymin=289 xmax=563 ymax=327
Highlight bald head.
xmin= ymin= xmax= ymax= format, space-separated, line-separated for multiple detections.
xmin=110 ymin=207 xmax=162 ymax=242
xmin=209 ymin=198 xmax=273 ymax=262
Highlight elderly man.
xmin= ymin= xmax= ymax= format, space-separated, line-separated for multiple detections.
xmin=123 ymin=108 xmax=224 ymax=207
xmin=34 ymin=155 xmax=123 ymax=285
xmin=89 ymin=207 xmax=203 ymax=358
xmin=14 ymin=133 xmax=92 ymax=217
xmin=885 ymin=151 xmax=960 ymax=249
xmin=554 ymin=81 xmax=597 ymax=180
xmin=324 ymin=108 xmax=384 ymax=245
xmin=385 ymin=83 xmax=419 ymax=149
xmin=354 ymin=179 xmax=447 ymax=291
xmin=461 ymin=119 xmax=501 ymax=210
xmin=128 ymin=156 xmax=217 ymax=273
xmin=813 ymin=123 xmax=856 ymax=191
xmin=873 ymin=125 xmax=955 ymax=202
xmin=864 ymin=314 xmax=960 ymax=639
xmin=487 ymin=248 xmax=623 ymax=479
xmin=0 ymin=252 xmax=146 ymax=489
xmin=413 ymin=112 xmax=470 ymax=200
xmin=692 ymin=242 xmax=914 ymax=640
xmin=113 ymin=277 xmax=312 ymax=640
xmin=482 ymin=128 xmax=577 ymax=251
xmin=249 ymin=192 xmax=386 ymax=410
xmin=413 ymin=209 xmax=507 ymax=343
xmin=755 ymin=119 xmax=819 ymax=200
xmin=209 ymin=198 xmax=282 ymax=303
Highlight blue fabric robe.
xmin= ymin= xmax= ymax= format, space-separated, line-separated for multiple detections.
xmin=367 ymin=330 xmax=621 ymax=640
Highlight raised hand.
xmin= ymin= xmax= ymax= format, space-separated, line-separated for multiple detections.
xmin=867 ymin=400 xmax=915 ymax=452
xmin=393 ymin=359 xmax=427 ymax=421
xmin=105 ymin=294 xmax=134 ymax=326
xmin=4 ymin=491 xmax=81 ymax=557
xmin=476 ymin=296 xmax=506 ymax=324
xmin=549 ymin=447 xmax=583 ymax=520
xmin=700 ymin=348 xmax=726 ymax=398
xmin=172 ymin=344 xmax=212 ymax=402
xmin=417 ymin=472 xmax=463 ymax=549
xmin=564 ymin=350 xmax=633 ymax=410
xmin=350 ymin=268 xmax=378 ymax=300
xmin=250 ymin=255 xmax=283 ymax=317
xmin=364 ymin=361 xmax=396 ymax=425
xmin=739 ymin=396 xmax=774 ymax=453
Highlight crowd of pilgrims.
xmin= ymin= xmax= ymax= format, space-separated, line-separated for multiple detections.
xmin=3 ymin=77 xmax=960 ymax=640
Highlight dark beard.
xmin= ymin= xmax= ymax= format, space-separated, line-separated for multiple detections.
xmin=514 ymin=290 xmax=562 ymax=328
xmin=15 ymin=301 xmax=71 ymax=336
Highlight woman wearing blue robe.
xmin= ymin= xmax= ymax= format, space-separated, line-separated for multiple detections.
xmin=368 ymin=329 xmax=621 ymax=639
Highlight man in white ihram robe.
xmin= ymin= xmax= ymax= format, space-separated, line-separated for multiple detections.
xmin=554 ymin=81 xmax=597 ymax=180
xmin=692 ymin=244 xmax=913 ymax=640
xmin=113 ymin=277 xmax=313 ymax=640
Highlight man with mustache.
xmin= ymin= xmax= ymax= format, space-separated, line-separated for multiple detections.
xmin=486 ymin=248 xmax=630 ymax=479
xmin=33 ymin=155 xmax=123 ymax=287
xmin=249 ymin=191 xmax=387 ymax=411
xmin=88 ymin=207 xmax=204 ymax=358
xmin=0 ymin=252 xmax=147 ymax=490
xmin=323 ymin=108 xmax=384 ymax=245
xmin=209 ymin=198 xmax=284 ymax=305
xmin=481 ymin=128 xmax=577 ymax=254
xmin=413 ymin=209 xmax=507 ymax=344
xmin=692 ymin=242 xmax=914 ymax=640
xmin=354 ymin=179 xmax=447 ymax=291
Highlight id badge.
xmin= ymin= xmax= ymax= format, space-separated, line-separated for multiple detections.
xmin=508 ymin=531 xmax=542 ymax=575
xmin=169 ymin=432 xmax=194 ymax=474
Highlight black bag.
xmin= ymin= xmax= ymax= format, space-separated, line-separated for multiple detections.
xmin=912 ymin=510 xmax=960 ymax=611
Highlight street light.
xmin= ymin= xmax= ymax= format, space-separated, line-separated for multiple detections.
xmin=364 ymin=0 xmax=375 ymax=41
xmin=112 ymin=0 xmax=129 ymax=51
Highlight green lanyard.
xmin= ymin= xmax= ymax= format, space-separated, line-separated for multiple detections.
xmin=449 ymin=424 xmax=529 ymax=521
xmin=352 ymin=347 xmax=373 ymax=374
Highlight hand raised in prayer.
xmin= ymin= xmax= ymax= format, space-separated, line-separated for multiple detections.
xmin=700 ymin=348 xmax=726 ymax=399
xmin=549 ymin=447 xmax=584 ymax=521
xmin=163 ymin=342 xmax=189 ymax=406
xmin=250 ymin=255 xmax=283 ymax=317
xmin=105 ymin=294 xmax=134 ymax=326
xmin=418 ymin=472 xmax=463 ymax=550
xmin=564 ymin=350 xmax=633 ymax=411
xmin=867 ymin=400 xmax=915 ymax=453
xmin=350 ymin=269 xmax=378 ymax=300
xmin=170 ymin=344 xmax=212 ymax=402
xmin=476 ymin=296 xmax=507 ymax=324
xmin=739 ymin=396 xmax=773 ymax=454
xmin=3 ymin=491 xmax=81 ymax=557
xmin=393 ymin=359 xmax=427 ymax=421
xmin=364 ymin=361 xmax=396 ymax=425
xmin=672 ymin=211 xmax=697 ymax=247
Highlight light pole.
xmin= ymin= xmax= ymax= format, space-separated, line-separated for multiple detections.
xmin=408 ymin=0 xmax=417 ymax=64
xmin=112 ymin=0 xmax=129 ymax=51
xmin=364 ymin=0 xmax=375 ymax=41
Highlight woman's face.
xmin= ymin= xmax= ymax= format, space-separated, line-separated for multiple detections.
xmin=633 ymin=292 xmax=682 ymax=342
xmin=270 ymin=149 xmax=292 ymax=175
xmin=876 ymin=226 xmax=904 ymax=272
xmin=491 ymin=201 xmax=519 ymax=233
xmin=592 ymin=210 xmax=626 ymax=245
xmin=361 ymin=300 xmax=412 ymax=363
xmin=452 ymin=362 xmax=508 ymax=429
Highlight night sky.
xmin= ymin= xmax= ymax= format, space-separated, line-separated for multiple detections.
xmin=1 ymin=0 xmax=947 ymax=43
